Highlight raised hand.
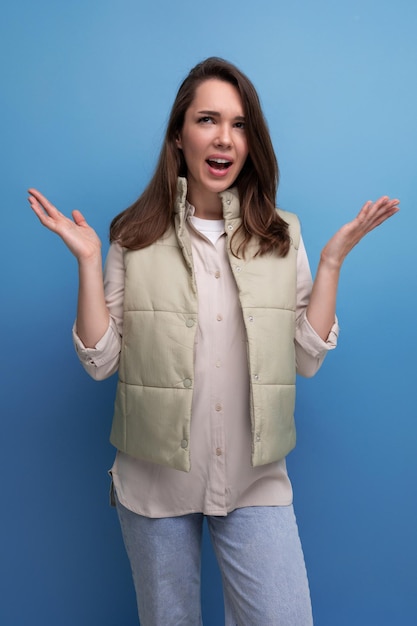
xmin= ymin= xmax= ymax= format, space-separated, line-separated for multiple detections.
xmin=306 ymin=195 xmax=400 ymax=341
xmin=320 ymin=196 xmax=400 ymax=271
xmin=28 ymin=188 xmax=109 ymax=347
xmin=28 ymin=188 xmax=102 ymax=262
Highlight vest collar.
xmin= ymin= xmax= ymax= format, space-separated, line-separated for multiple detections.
xmin=174 ymin=177 xmax=241 ymax=224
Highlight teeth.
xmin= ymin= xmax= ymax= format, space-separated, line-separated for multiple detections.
xmin=210 ymin=158 xmax=230 ymax=164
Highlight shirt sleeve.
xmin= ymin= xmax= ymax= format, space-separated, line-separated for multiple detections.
xmin=295 ymin=235 xmax=339 ymax=378
xmin=72 ymin=243 xmax=125 ymax=380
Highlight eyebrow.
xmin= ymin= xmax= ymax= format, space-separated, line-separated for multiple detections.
xmin=197 ymin=109 xmax=246 ymax=121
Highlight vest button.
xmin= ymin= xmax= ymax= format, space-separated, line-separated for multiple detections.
xmin=181 ymin=439 xmax=188 ymax=449
xmin=183 ymin=378 xmax=192 ymax=388
xmin=185 ymin=318 xmax=194 ymax=327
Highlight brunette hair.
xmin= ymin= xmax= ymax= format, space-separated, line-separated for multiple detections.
xmin=110 ymin=57 xmax=290 ymax=257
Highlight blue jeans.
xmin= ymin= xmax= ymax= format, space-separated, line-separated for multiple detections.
xmin=115 ymin=495 xmax=313 ymax=625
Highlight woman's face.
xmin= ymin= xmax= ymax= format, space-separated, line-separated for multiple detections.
xmin=176 ymin=78 xmax=248 ymax=214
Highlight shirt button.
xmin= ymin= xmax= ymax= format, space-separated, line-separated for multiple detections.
xmin=215 ymin=403 xmax=222 ymax=412
xmin=226 ymin=199 xmax=231 ymax=205
xmin=216 ymin=314 xmax=223 ymax=321
xmin=254 ymin=374 xmax=259 ymax=380
xmin=214 ymin=270 xmax=220 ymax=279
xmin=185 ymin=318 xmax=194 ymax=327
xmin=183 ymin=378 xmax=192 ymax=388
xmin=181 ymin=439 xmax=188 ymax=449
xmin=248 ymin=315 xmax=254 ymax=322
xmin=227 ymin=224 xmax=233 ymax=230
xmin=215 ymin=360 xmax=221 ymax=368
xmin=216 ymin=448 xmax=222 ymax=456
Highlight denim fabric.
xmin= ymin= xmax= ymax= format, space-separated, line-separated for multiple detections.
xmin=115 ymin=495 xmax=313 ymax=626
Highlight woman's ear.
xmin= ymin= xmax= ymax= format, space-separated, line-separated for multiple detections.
xmin=175 ymin=134 xmax=182 ymax=149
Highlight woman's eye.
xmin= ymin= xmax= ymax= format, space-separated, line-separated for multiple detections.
xmin=234 ymin=121 xmax=246 ymax=130
xmin=198 ymin=116 xmax=214 ymax=124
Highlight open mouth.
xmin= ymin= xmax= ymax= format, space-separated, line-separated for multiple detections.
xmin=206 ymin=158 xmax=232 ymax=171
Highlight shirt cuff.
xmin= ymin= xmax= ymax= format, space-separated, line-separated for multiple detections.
xmin=72 ymin=318 xmax=121 ymax=368
xmin=295 ymin=311 xmax=339 ymax=358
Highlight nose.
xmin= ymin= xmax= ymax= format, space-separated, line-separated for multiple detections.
xmin=214 ymin=123 xmax=232 ymax=148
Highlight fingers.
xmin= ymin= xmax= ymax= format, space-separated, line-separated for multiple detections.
xmin=28 ymin=190 xmax=88 ymax=225
xmin=27 ymin=189 xmax=77 ymax=237
xmin=372 ymin=196 xmax=400 ymax=212
xmin=28 ymin=193 xmax=57 ymax=230
xmin=357 ymin=196 xmax=400 ymax=232
xmin=361 ymin=196 xmax=399 ymax=214
xmin=28 ymin=188 xmax=51 ymax=205
xmin=72 ymin=209 xmax=88 ymax=227
xmin=28 ymin=188 xmax=58 ymax=215
xmin=27 ymin=189 xmax=102 ymax=262
xmin=28 ymin=188 xmax=61 ymax=225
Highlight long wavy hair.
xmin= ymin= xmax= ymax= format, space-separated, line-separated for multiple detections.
xmin=110 ymin=57 xmax=290 ymax=257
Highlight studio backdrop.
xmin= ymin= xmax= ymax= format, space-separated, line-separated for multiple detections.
xmin=1 ymin=1 xmax=416 ymax=624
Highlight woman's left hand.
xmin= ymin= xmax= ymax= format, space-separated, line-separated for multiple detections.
xmin=306 ymin=196 xmax=400 ymax=341
xmin=320 ymin=196 xmax=400 ymax=271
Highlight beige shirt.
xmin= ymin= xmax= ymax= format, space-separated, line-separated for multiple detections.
xmin=74 ymin=210 xmax=338 ymax=517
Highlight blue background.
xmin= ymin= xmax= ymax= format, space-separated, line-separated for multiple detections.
xmin=1 ymin=1 xmax=416 ymax=624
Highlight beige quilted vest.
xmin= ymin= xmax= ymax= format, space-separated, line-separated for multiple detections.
xmin=110 ymin=178 xmax=300 ymax=472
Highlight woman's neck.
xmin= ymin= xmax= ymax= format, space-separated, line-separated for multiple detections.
xmin=186 ymin=186 xmax=223 ymax=219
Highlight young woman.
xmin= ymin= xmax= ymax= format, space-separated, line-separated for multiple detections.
xmin=28 ymin=57 xmax=399 ymax=625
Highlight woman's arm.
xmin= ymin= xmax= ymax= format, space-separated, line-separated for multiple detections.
xmin=306 ymin=196 xmax=399 ymax=340
xmin=28 ymin=188 xmax=110 ymax=347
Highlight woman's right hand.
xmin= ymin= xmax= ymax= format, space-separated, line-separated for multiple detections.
xmin=28 ymin=188 xmax=102 ymax=262
xmin=28 ymin=188 xmax=110 ymax=347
